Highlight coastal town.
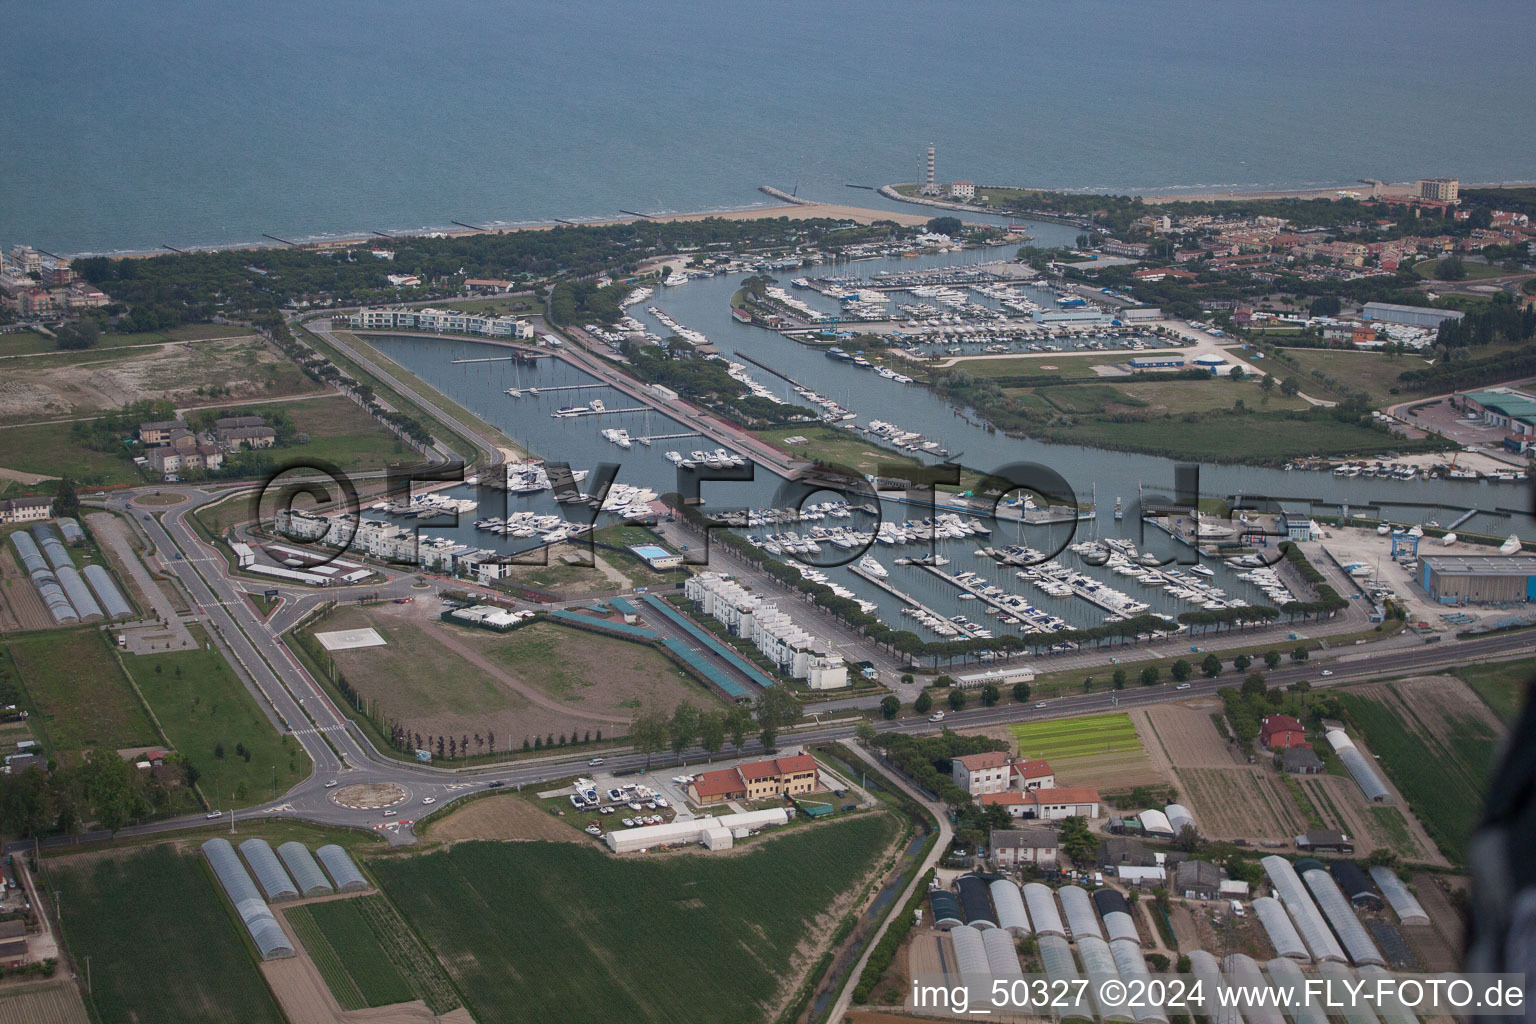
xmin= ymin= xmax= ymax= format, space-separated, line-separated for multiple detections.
xmin=2 ymin=6 xmax=1535 ymax=1019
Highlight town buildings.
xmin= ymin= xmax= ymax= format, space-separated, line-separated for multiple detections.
xmin=1417 ymin=178 xmax=1460 ymax=203
xmin=684 ymin=573 xmax=848 ymax=689
xmin=0 ymin=497 xmax=52 ymax=524
xmin=687 ymin=753 xmax=819 ymax=805
xmin=991 ymin=828 xmax=1059 ymax=870
xmin=979 ymin=787 xmax=1103 ymax=820
xmin=344 ymin=306 xmax=534 ymax=339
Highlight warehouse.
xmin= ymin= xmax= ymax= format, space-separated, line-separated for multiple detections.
xmin=954 ymin=665 xmax=1035 ymax=690
xmin=1420 ymin=554 xmax=1536 ymax=604
xmin=1361 ymin=302 xmax=1465 ymax=329
xmin=603 ymin=807 xmax=788 ymax=853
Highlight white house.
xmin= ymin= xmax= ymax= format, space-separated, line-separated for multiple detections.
xmin=952 ymin=751 xmax=1013 ymax=795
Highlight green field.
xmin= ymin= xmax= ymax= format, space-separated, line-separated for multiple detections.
xmin=271 ymin=395 xmax=411 ymax=473
xmin=121 ymin=626 xmax=309 ymax=807
xmin=937 ymin=352 xmax=1135 ymax=381
xmin=1414 ymin=257 xmax=1511 ymax=281
xmin=1276 ymin=348 xmax=1428 ymax=406
xmin=1008 ymin=712 xmax=1144 ymax=761
xmin=0 ymin=421 xmax=143 ymax=485
xmin=1338 ymin=690 xmax=1498 ymax=863
xmin=755 ymin=424 xmax=929 ymax=479
xmin=1454 ymin=658 xmax=1534 ymax=724
xmin=370 ymin=813 xmax=899 ymax=1024
xmin=286 ymin=898 xmax=420 ymax=1010
xmin=6 ymin=630 xmax=158 ymax=757
xmin=1030 ymin=411 xmax=1447 ymax=462
xmin=50 ymin=845 xmax=287 ymax=1024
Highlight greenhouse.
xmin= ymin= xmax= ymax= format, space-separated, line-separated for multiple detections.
xmin=989 ymin=878 xmax=1030 ymax=936
xmin=1223 ymin=954 xmax=1285 ymax=1024
xmin=1111 ymin=938 xmax=1167 ymax=1024
xmin=950 ymin=925 xmax=992 ymax=991
xmin=82 ymin=563 xmax=133 ymax=618
xmin=1327 ymin=730 xmax=1391 ymax=803
xmin=202 ymin=838 xmax=294 ymax=960
xmin=1319 ymin=963 xmax=1383 ymax=1024
xmin=1059 ymin=885 xmax=1103 ymax=940
xmin=32 ymin=571 xmax=78 ymax=625
xmin=1266 ymin=957 xmax=1330 ymax=1024
xmin=957 ymin=874 xmax=997 ymax=929
xmin=1023 ymin=882 xmax=1065 ymax=938
xmin=1330 ymin=861 xmax=1382 ymax=909
xmin=1252 ymin=896 xmax=1309 ymax=960
xmin=1262 ymin=856 xmax=1346 ymax=963
xmin=1360 ymin=965 xmax=1421 ymax=1024
xmin=1302 ymin=868 xmax=1385 ymax=966
xmin=929 ymin=889 xmax=963 ymax=929
xmin=10 ymin=531 xmax=47 ymax=574
xmin=239 ymin=838 xmax=299 ymax=902
xmin=54 ymin=566 xmax=103 ymax=621
xmin=316 ymin=844 xmax=369 ymax=892
xmin=1368 ymin=866 xmax=1429 ymax=925
xmin=33 ymin=524 xmax=74 ymax=570
xmin=1078 ymin=936 xmax=1134 ymax=1023
xmin=1139 ymin=808 xmax=1174 ymax=837
xmin=1165 ymin=803 xmax=1196 ymax=836
xmin=982 ymin=925 xmax=1024 ymax=979
xmin=277 ymin=842 xmax=334 ymax=897
xmin=57 ymin=517 xmax=85 ymax=543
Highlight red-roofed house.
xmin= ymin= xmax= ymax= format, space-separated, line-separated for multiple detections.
xmin=952 ymin=751 xmax=1012 ymax=795
xmin=687 ymin=754 xmax=819 ymax=805
xmin=980 ymin=787 xmax=1101 ymax=820
xmin=1259 ymin=714 xmax=1309 ymax=750
xmin=1011 ymin=759 xmax=1056 ymax=791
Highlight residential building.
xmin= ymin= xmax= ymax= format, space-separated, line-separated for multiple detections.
xmin=952 ymin=751 xmax=1013 ymax=795
xmin=687 ymin=753 xmax=819 ymax=805
xmin=0 ymin=919 xmax=27 ymax=966
xmin=345 ymin=306 xmax=534 ymax=339
xmin=219 ymin=425 xmax=277 ymax=449
xmin=6 ymin=244 xmax=41 ymax=275
xmin=0 ymin=497 xmax=52 ymax=524
xmin=991 ymin=828 xmax=1059 ymax=870
xmin=684 ymin=573 xmax=848 ymax=688
xmin=464 ymin=278 xmax=516 ymax=293
xmin=1417 ymin=178 xmax=1459 ymax=203
xmin=1011 ymin=759 xmax=1055 ymax=791
xmin=139 ymin=419 xmax=190 ymax=445
xmin=948 ymin=181 xmax=976 ymax=201
xmin=40 ymin=260 xmax=75 ymax=286
xmin=1259 ymin=714 xmax=1309 ymax=750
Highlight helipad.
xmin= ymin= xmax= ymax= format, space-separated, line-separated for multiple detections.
xmin=315 ymin=627 xmax=387 ymax=651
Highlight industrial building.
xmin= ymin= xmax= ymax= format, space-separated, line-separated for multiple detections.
xmin=603 ymin=807 xmax=788 ymax=854
xmin=1361 ymin=301 xmax=1465 ymax=329
xmin=628 ymin=544 xmax=682 ymax=570
xmin=953 ymin=665 xmax=1035 ymax=690
xmin=1459 ymin=388 xmax=1536 ymax=437
xmin=1420 ymin=553 xmax=1536 ymax=603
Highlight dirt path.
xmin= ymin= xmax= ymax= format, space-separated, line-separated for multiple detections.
xmin=417 ymin=619 xmax=630 ymax=725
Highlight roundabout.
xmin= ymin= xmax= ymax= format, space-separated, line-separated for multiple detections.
xmin=331 ymin=781 xmax=409 ymax=809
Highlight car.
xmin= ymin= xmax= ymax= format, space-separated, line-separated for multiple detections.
xmin=1320 ymin=669 xmax=1333 ymax=677
xmin=142 ymin=514 xmax=151 ymax=521
xmin=324 ymin=779 xmax=338 ymax=788
xmin=1035 ymin=701 xmax=1048 ymax=709
xmin=421 ymin=796 xmax=436 ymax=804
xmin=383 ymin=810 xmax=397 ymax=817
xmin=487 ymin=780 xmax=505 ymax=789
xmin=206 ymin=810 xmax=222 ymax=819
xmin=1175 ymin=682 xmax=1192 ymax=690
xmin=587 ymin=757 xmax=605 ymax=766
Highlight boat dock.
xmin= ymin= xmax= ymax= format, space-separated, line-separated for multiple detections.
xmin=848 ymin=564 xmax=985 ymax=639
xmin=508 ymin=382 xmax=608 ymax=398
xmin=911 ymin=561 xmax=1053 ymax=634
xmin=633 ymin=431 xmax=701 ymax=443
xmin=732 ymin=350 xmax=807 ymax=390
xmin=556 ymin=405 xmax=651 ymax=418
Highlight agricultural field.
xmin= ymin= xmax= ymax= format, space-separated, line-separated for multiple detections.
xmin=370 ymin=813 xmax=901 ymax=1024
xmin=1004 ymin=712 xmax=1164 ymax=790
xmin=0 ymin=980 xmax=90 ymax=1024
xmin=48 ymin=845 xmax=287 ymax=1024
xmin=285 ymin=897 xmax=437 ymax=1011
xmin=1338 ymin=676 xmax=1504 ymax=863
xmin=6 ymin=630 xmax=158 ymax=759
xmin=1453 ymin=658 xmax=1533 ymax=724
xmin=1176 ymin=767 xmax=1308 ymax=841
xmin=121 ymin=626 xmax=309 ymax=807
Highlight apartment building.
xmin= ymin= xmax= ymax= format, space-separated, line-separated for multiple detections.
xmin=345 ymin=306 xmax=534 ymax=339
xmin=684 ymin=573 xmax=848 ymax=689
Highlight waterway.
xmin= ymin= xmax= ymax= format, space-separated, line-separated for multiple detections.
xmin=361 ymin=245 xmax=1535 ymax=643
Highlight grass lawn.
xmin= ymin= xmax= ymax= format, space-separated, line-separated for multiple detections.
xmin=1108 ymin=378 xmax=1311 ymax=414
xmin=1276 ymin=348 xmax=1427 ymax=406
xmin=6 ymin=630 xmax=158 ymax=757
xmin=369 ymin=813 xmax=899 ymax=1024
xmin=1414 ymin=258 xmax=1512 ymax=281
xmin=0 ymin=422 xmax=140 ymax=485
xmin=121 ymin=626 xmax=310 ymax=807
xmin=1009 ymin=712 xmax=1143 ymax=761
xmin=756 ymin=424 xmax=928 ymax=480
xmin=0 ymin=330 xmax=59 ymax=357
xmin=192 ymin=490 xmax=261 ymax=538
xmin=1455 ymin=658 xmax=1534 ymax=725
xmin=1031 ymin=411 xmax=1450 ymax=462
xmin=272 ymin=395 xmax=411 ymax=474
xmin=935 ymin=352 xmax=1140 ymax=381
xmin=286 ymin=899 xmax=418 ymax=1010
xmin=450 ymin=295 xmax=542 ymax=315
xmin=49 ymin=844 xmax=287 ymax=1024
xmin=0 ymin=324 xmax=256 ymax=358
xmin=477 ymin=620 xmax=712 ymax=708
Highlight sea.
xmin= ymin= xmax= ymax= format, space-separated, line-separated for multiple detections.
xmin=3 ymin=0 xmax=1535 ymax=256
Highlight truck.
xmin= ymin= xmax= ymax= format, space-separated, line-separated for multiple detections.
xmin=117 ymin=634 xmax=127 ymax=649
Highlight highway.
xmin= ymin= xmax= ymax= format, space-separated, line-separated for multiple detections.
xmin=33 ymin=481 xmax=1526 ymax=855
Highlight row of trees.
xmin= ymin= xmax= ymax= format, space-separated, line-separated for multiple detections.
xmin=626 ymin=687 xmax=804 ymax=768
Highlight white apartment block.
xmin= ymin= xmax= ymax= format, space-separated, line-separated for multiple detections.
xmin=951 ymin=751 xmax=1013 ymax=795
xmin=346 ymin=306 xmax=534 ymax=339
xmin=684 ymin=573 xmax=848 ymax=689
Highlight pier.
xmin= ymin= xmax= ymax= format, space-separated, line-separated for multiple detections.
xmin=848 ymin=565 xmax=985 ymax=639
xmin=507 ymin=382 xmax=608 ymax=398
xmin=556 ymin=405 xmax=650 ymax=418
xmin=732 ymin=350 xmax=807 ymax=390
xmin=453 ymin=353 xmax=545 ymax=365
xmin=911 ymin=562 xmax=1055 ymax=634
xmin=632 ymin=431 xmax=701 ymax=444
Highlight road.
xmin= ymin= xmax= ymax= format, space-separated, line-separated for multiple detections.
xmin=29 ymin=479 xmax=1526 ymax=857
